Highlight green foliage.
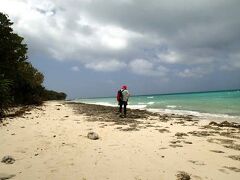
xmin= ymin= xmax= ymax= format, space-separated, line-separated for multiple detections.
xmin=0 ymin=78 xmax=12 ymax=117
xmin=0 ymin=13 xmax=28 ymax=75
xmin=42 ymin=90 xmax=67 ymax=101
xmin=14 ymin=61 xmax=45 ymax=104
xmin=0 ymin=12 xmax=67 ymax=117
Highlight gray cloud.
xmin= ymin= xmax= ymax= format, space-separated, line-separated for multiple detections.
xmin=129 ymin=59 xmax=169 ymax=77
xmin=1 ymin=0 xmax=240 ymax=79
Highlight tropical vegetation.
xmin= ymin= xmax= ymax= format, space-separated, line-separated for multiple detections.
xmin=0 ymin=12 xmax=66 ymax=118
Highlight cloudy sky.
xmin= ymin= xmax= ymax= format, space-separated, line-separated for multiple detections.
xmin=1 ymin=0 xmax=240 ymax=98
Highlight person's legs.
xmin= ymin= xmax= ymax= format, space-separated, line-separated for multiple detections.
xmin=119 ymin=101 xmax=123 ymax=113
xmin=123 ymin=101 xmax=127 ymax=117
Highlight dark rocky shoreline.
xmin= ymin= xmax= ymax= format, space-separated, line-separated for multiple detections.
xmin=67 ymin=102 xmax=197 ymax=124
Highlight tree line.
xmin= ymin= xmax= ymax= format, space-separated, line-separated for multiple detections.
xmin=0 ymin=12 xmax=66 ymax=117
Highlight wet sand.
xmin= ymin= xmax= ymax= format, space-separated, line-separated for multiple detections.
xmin=0 ymin=101 xmax=239 ymax=180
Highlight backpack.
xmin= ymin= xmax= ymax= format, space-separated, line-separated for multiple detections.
xmin=117 ymin=89 xmax=123 ymax=101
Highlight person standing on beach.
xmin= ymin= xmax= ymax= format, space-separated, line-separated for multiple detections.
xmin=117 ymin=85 xmax=130 ymax=117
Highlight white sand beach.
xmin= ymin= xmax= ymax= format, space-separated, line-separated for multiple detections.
xmin=0 ymin=101 xmax=239 ymax=180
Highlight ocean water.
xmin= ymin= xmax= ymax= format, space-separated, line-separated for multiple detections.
xmin=75 ymin=90 xmax=240 ymax=119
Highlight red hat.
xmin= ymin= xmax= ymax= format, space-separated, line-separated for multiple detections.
xmin=122 ymin=85 xmax=127 ymax=90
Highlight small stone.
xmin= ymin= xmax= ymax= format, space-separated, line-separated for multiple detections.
xmin=170 ymin=140 xmax=181 ymax=144
xmin=175 ymin=132 xmax=188 ymax=137
xmin=176 ymin=171 xmax=191 ymax=180
xmin=87 ymin=132 xmax=99 ymax=140
xmin=34 ymin=153 xmax=39 ymax=156
xmin=1 ymin=156 xmax=15 ymax=164
xmin=183 ymin=141 xmax=193 ymax=144
xmin=209 ymin=121 xmax=218 ymax=126
xmin=220 ymin=121 xmax=231 ymax=126
xmin=53 ymin=135 xmax=56 ymax=138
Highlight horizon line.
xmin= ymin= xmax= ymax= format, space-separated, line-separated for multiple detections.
xmin=72 ymin=88 xmax=240 ymax=100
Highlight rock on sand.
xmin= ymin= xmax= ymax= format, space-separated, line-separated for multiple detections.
xmin=87 ymin=132 xmax=99 ymax=140
xmin=1 ymin=156 xmax=15 ymax=164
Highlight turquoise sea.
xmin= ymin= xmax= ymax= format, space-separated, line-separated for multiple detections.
xmin=75 ymin=90 xmax=240 ymax=119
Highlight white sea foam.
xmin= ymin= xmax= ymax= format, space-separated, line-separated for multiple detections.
xmin=147 ymin=102 xmax=155 ymax=105
xmin=147 ymin=96 xmax=154 ymax=99
xmin=94 ymin=102 xmax=116 ymax=107
xmin=147 ymin=108 xmax=240 ymax=122
xmin=148 ymin=108 xmax=200 ymax=116
xmin=166 ymin=105 xmax=177 ymax=109
xmin=128 ymin=105 xmax=147 ymax=109
xmin=78 ymin=101 xmax=116 ymax=107
xmin=137 ymin=102 xmax=155 ymax=105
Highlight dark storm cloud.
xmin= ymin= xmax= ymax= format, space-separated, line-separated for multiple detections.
xmin=1 ymin=0 xmax=240 ymax=77
xmin=83 ymin=0 xmax=240 ymax=63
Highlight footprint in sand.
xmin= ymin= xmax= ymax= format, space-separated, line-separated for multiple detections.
xmin=227 ymin=155 xmax=240 ymax=161
xmin=169 ymin=144 xmax=183 ymax=148
xmin=223 ymin=166 xmax=240 ymax=172
xmin=188 ymin=160 xmax=205 ymax=166
xmin=210 ymin=150 xmax=225 ymax=153
xmin=218 ymin=168 xmax=229 ymax=174
xmin=0 ymin=173 xmax=16 ymax=179
xmin=158 ymin=128 xmax=170 ymax=133
xmin=15 ymin=149 xmax=26 ymax=154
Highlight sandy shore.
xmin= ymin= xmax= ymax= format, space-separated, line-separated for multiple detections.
xmin=0 ymin=101 xmax=239 ymax=180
